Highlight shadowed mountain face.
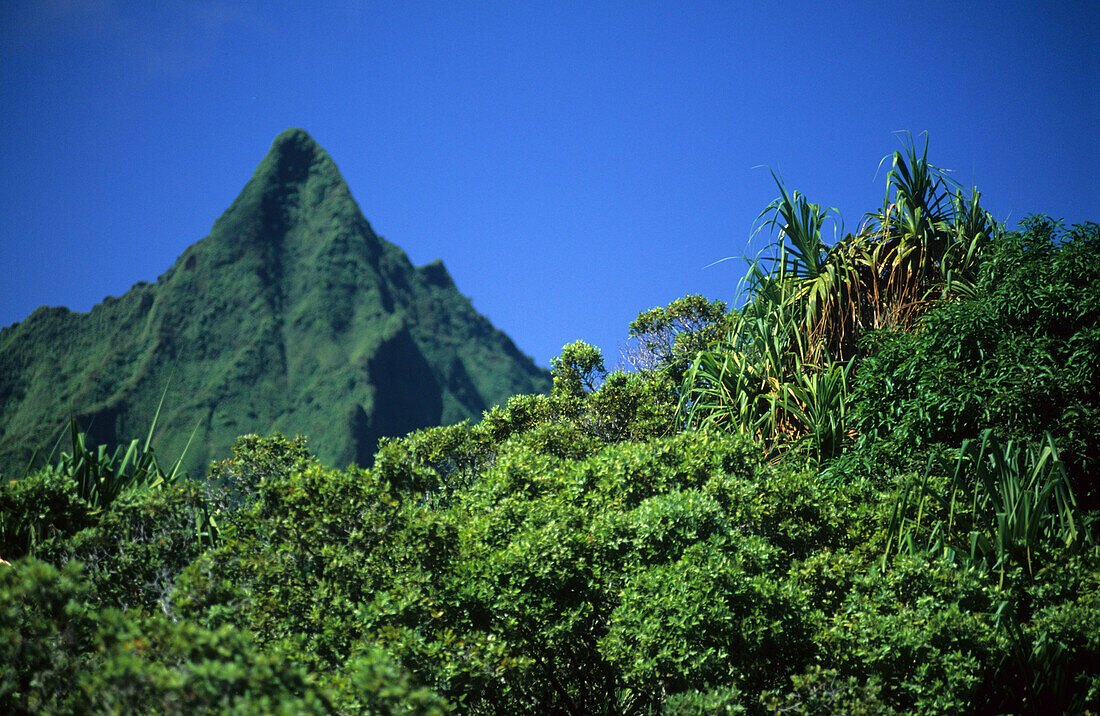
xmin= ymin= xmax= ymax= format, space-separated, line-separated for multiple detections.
xmin=0 ymin=129 xmax=550 ymax=476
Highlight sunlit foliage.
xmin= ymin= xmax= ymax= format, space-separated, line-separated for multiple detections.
xmin=2 ymin=137 xmax=1097 ymax=713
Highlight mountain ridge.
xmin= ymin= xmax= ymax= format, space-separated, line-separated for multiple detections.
xmin=0 ymin=128 xmax=550 ymax=476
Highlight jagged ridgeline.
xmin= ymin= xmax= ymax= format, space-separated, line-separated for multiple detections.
xmin=0 ymin=128 xmax=550 ymax=477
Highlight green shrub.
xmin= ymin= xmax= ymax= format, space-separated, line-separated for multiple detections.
xmin=625 ymin=294 xmax=731 ymax=376
xmin=335 ymin=646 xmax=453 ymax=715
xmin=704 ymin=463 xmax=882 ymax=560
xmin=0 ymin=559 xmax=97 ymax=714
xmin=176 ymin=458 xmax=458 ymax=675
xmin=884 ymin=430 xmax=1091 ymax=589
xmin=818 ymin=556 xmax=1001 ymax=713
xmin=603 ymin=538 xmax=813 ymax=696
xmin=207 ymin=432 xmax=316 ymax=507
xmin=79 ymin=610 xmax=332 ymax=715
xmin=987 ymin=546 xmax=1100 ymax=713
xmin=851 ymin=217 xmax=1100 ymax=507
xmin=39 ymin=480 xmax=218 ymax=612
xmin=1 ymin=558 xmax=334 ymax=714
xmin=662 ymin=685 xmax=748 ymax=714
xmin=763 ymin=666 xmax=896 ymax=715
xmin=1 ymin=469 xmax=95 ymax=561
xmin=365 ymin=432 xmax=832 ymax=711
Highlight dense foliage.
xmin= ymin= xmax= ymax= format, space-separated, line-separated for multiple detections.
xmin=853 ymin=216 xmax=1100 ymax=507
xmin=3 ymin=138 xmax=1098 ymax=713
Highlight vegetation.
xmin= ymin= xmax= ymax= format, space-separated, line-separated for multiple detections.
xmin=2 ymin=136 xmax=1098 ymax=713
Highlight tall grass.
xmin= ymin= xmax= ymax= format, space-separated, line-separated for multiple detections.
xmin=884 ymin=430 xmax=1090 ymax=586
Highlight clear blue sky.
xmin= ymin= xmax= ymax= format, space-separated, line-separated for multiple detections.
xmin=2 ymin=1 xmax=1096 ymax=368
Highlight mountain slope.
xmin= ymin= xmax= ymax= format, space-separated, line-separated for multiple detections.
xmin=0 ymin=128 xmax=550 ymax=476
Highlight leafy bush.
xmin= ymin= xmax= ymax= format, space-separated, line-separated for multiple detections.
xmin=1 ymin=558 xmax=334 ymax=715
xmin=2 ymin=400 xmax=204 ymax=569
xmin=662 ymin=685 xmax=748 ymax=714
xmin=363 ymin=432 xmax=882 ymax=712
xmin=207 ymin=432 xmax=315 ymax=507
xmin=369 ymin=341 xmax=680 ymax=508
xmin=335 ymin=647 xmax=453 ymax=715
xmin=1 ymin=468 xmax=95 ymax=561
xmin=603 ymin=537 xmax=813 ymax=696
xmin=885 ymin=430 xmax=1091 ymax=588
xmin=177 ymin=458 xmax=457 ymax=674
xmin=78 ymin=610 xmax=332 ymax=715
xmin=852 ymin=217 xmax=1100 ymax=505
xmin=1004 ymin=547 xmax=1100 ymax=712
xmin=39 ymin=480 xmax=218 ymax=612
xmin=624 ymin=294 xmax=731 ymax=375
xmin=764 ymin=666 xmax=896 ymax=715
xmin=0 ymin=559 xmax=97 ymax=714
xmin=817 ymin=555 xmax=1001 ymax=714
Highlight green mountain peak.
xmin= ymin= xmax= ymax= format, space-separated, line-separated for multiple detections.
xmin=255 ymin=128 xmax=339 ymax=191
xmin=0 ymin=130 xmax=550 ymax=477
xmin=200 ymin=128 xmax=369 ymax=258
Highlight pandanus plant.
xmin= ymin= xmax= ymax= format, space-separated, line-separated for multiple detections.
xmin=681 ymin=134 xmax=997 ymax=462
xmin=863 ymin=133 xmax=996 ymax=306
xmin=5 ymin=388 xmax=208 ymax=560
xmin=35 ymin=387 xmax=196 ymax=513
xmin=680 ymin=269 xmax=853 ymax=462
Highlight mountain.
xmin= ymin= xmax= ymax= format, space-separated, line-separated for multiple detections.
xmin=0 ymin=128 xmax=550 ymax=477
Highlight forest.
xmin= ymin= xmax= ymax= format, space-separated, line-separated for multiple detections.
xmin=3 ymin=137 xmax=1098 ymax=714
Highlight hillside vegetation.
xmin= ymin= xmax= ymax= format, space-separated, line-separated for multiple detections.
xmin=3 ymin=138 xmax=1098 ymax=714
xmin=0 ymin=129 xmax=550 ymax=479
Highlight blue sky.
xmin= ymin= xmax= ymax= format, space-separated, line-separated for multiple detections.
xmin=1 ymin=1 xmax=1096 ymax=368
